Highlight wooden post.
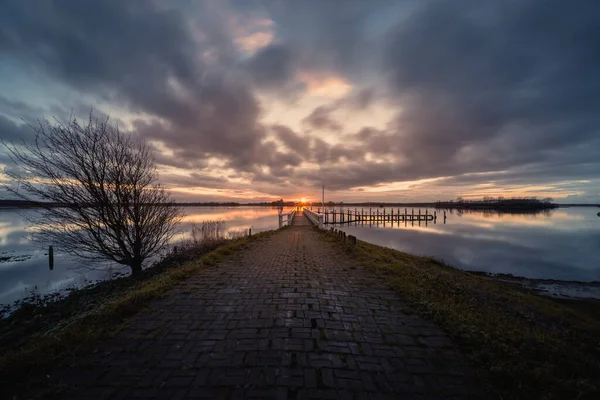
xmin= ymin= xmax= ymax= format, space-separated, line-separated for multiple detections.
xmin=49 ymin=245 xmax=54 ymax=270
xmin=173 ymin=245 xmax=178 ymax=255
xmin=249 ymin=228 xmax=252 ymax=237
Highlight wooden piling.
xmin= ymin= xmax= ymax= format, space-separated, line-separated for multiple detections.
xmin=49 ymin=245 xmax=54 ymax=271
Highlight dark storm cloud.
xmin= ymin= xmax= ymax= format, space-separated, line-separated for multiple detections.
xmin=257 ymin=0 xmax=404 ymax=79
xmin=0 ymin=115 xmax=31 ymax=142
xmin=0 ymin=0 xmax=270 ymax=172
xmin=381 ymin=0 xmax=600 ymax=181
xmin=279 ymin=0 xmax=600 ymax=191
xmin=302 ymin=105 xmax=342 ymax=132
xmin=272 ymin=125 xmax=311 ymax=158
xmin=246 ymin=45 xmax=294 ymax=89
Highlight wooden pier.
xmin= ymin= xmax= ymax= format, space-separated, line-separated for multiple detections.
xmin=310 ymin=207 xmax=447 ymax=226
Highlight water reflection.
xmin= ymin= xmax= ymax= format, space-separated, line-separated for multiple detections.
xmin=0 ymin=206 xmax=284 ymax=304
xmin=334 ymin=207 xmax=600 ymax=282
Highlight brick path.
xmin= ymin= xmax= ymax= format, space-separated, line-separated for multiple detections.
xmin=53 ymin=213 xmax=486 ymax=399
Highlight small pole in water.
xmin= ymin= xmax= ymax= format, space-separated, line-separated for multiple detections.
xmin=49 ymin=245 xmax=54 ymax=270
xmin=249 ymin=228 xmax=252 ymax=237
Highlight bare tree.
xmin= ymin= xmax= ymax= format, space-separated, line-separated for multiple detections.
xmin=2 ymin=113 xmax=182 ymax=275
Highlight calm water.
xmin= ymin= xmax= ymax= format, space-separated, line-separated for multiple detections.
xmin=332 ymin=206 xmax=600 ymax=282
xmin=1 ymin=206 xmax=599 ymax=305
xmin=0 ymin=206 xmax=286 ymax=304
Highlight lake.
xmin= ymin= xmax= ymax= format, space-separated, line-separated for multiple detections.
xmin=0 ymin=206 xmax=287 ymax=305
xmin=1 ymin=206 xmax=599 ymax=305
xmin=332 ymin=206 xmax=600 ymax=283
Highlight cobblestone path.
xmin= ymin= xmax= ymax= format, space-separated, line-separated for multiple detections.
xmin=55 ymin=214 xmax=486 ymax=399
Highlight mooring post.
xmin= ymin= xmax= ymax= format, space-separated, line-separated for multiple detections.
xmin=249 ymin=228 xmax=252 ymax=237
xmin=173 ymin=245 xmax=178 ymax=255
xmin=49 ymin=245 xmax=54 ymax=270
xmin=279 ymin=214 xmax=283 ymax=229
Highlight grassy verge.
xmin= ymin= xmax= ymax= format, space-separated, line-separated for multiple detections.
xmin=322 ymin=228 xmax=600 ymax=400
xmin=0 ymin=230 xmax=274 ymax=397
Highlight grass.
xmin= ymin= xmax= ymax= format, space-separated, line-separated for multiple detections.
xmin=0 ymin=229 xmax=274 ymax=398
xmin=321 ymin=228 xmax=600 ymax=400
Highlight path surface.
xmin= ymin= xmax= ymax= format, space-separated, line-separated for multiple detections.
xmin=54 ymin=214 xmax=485 ymax=399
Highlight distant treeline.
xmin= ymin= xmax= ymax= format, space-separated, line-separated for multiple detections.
xmin=175 ymin=200 xmax=297 ymax=207
xmin=0 ymin=199 xmax=63 ymax=208
xmin=434 ymin=197 xmax=559 ymax=210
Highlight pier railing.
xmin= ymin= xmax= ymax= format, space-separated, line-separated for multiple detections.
xmin=303 ymin=208 xmax=323 ymax=228
xmin=312 ymin=207 xmax=447 ymax=226
xmin=278 ymin=209 xmax=296 ymax=228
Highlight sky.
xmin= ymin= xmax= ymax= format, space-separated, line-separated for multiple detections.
xmin=0 ymin=0 xmax=599 ymax=203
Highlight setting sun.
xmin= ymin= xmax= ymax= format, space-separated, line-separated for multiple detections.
xmin=300 ymin=197 xmax=307 ymax=203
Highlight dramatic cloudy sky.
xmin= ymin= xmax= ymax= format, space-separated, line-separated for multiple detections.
xmin=1 ymin=0 xmax=599 ymax=203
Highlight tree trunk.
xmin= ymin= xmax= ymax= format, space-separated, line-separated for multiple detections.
xmin=130 ymin=260 xmax=143 ymax=276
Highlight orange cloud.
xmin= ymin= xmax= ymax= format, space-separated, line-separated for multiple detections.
xmin=298 ymin=71 xmax=351 ymax=98
xmin=235 ymin=31 xmax=274 ymax=54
